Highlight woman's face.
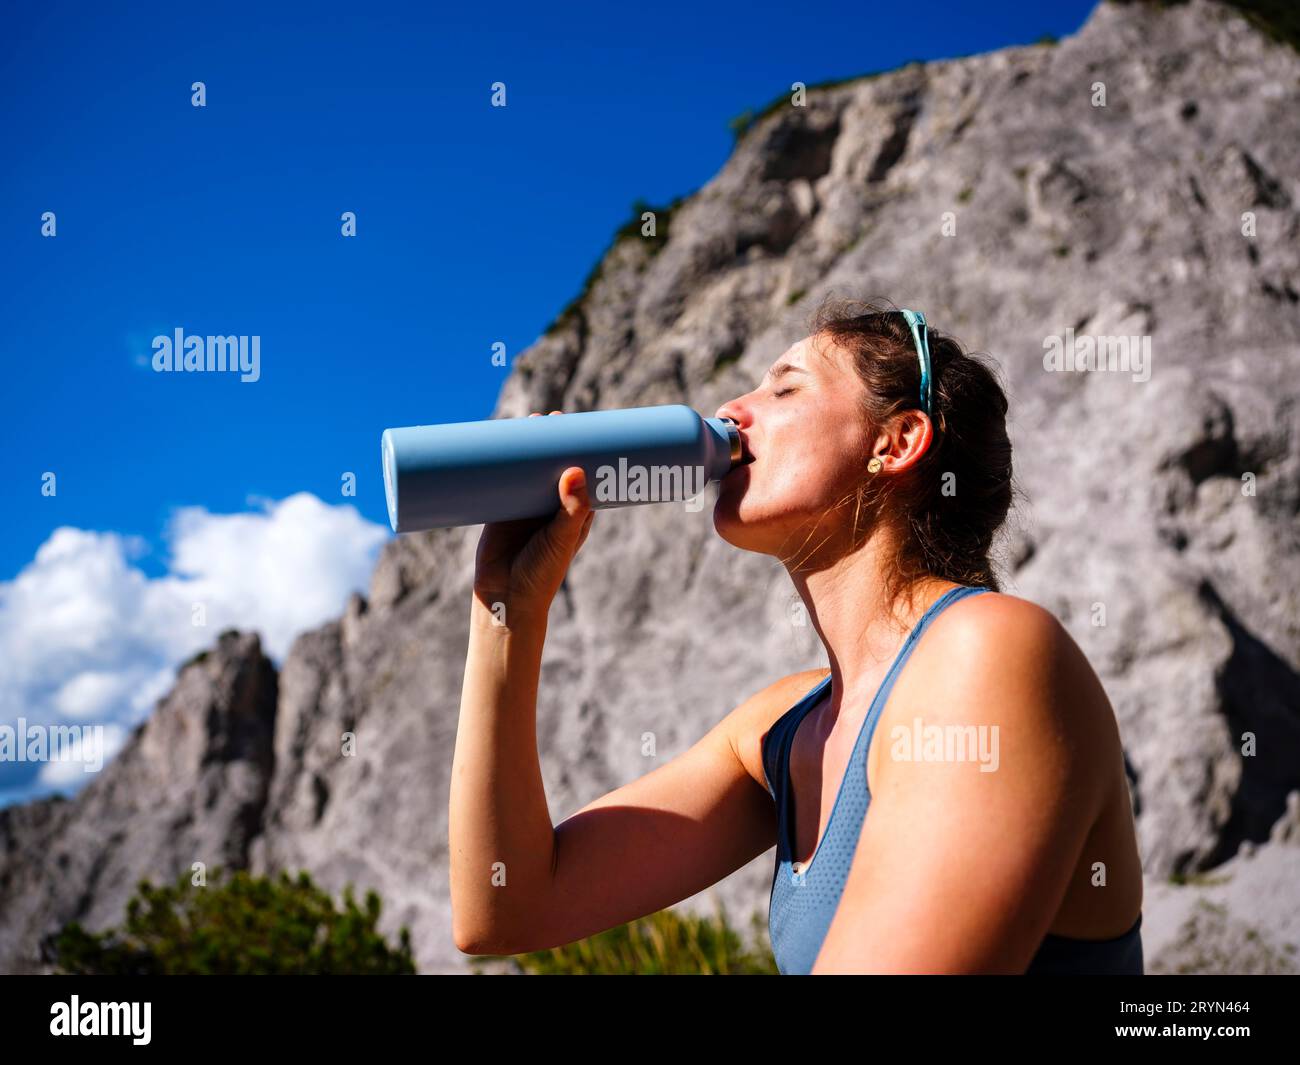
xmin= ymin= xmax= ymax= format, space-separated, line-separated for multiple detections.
xmin=713 ymin=333 xmax=873 ymax=558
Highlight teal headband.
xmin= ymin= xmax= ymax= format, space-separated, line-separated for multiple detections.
xmin=899 ymin=309 xmax=932 ymax=416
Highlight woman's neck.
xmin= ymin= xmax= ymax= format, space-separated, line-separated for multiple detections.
xmin=785 ymin=533 xmax=958 ymax=708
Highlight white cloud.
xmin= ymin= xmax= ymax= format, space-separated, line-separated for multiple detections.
xmin=53 ymin=670 xmax=133 ymax=719
xmin=0 ymin=493 xmax=389 ymax=805
xmin=37 ymin=723 xmax=130 ymax=787
xmin=164 ymin=492 xmax=388 ymax=660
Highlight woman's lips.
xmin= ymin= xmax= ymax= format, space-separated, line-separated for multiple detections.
xmin=727 ymin=454 xmax=754 ymax=479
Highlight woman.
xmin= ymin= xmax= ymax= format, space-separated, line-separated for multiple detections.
xmin=449 ymin=297 xmax=1144 ymax=974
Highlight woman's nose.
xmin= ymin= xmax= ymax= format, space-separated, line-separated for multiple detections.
xmin=714 ymin=397 xmax=749 ymax=425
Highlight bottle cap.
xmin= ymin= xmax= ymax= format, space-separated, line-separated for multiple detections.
xmin=718 ymin=416 xmax=742 ymax=467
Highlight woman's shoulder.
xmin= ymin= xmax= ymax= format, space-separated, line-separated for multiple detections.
xmin=909 ymin=587 xmax=1119 ymax=752
xmin=944 ymin=587 xmax=1064 ymax=632
xmin=739 ymin=668 xmax=832 ymax=737
xmin=928 ymin=589 xmax=1081 ymax=672
xmin=726 ymin=667 xmax=832 ymax=795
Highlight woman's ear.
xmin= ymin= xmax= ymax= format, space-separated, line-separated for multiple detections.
xmin=874 ymin=412 xmax=933 ymax=472
xmin=903 ymin=411 xmax=935 ymax=464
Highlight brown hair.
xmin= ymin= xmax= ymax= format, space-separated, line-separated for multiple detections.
xmin=786 ymin=295 xmax=1016 ymax=614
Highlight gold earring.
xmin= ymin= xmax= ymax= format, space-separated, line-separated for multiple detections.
xmin=867 ymin=457 xmax=883 ymax=473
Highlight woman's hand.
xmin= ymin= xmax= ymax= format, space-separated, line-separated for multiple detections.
xmin=472 ymin=411 xmax=596 ymax=619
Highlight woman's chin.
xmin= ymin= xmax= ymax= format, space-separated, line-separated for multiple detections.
xmin=711 ymin=497 xmax=743 ymax=544
xmin=712 ymin=495 xmax=770 ymax=552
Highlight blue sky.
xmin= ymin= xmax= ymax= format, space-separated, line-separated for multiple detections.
xmin=0 ymin=0 xmax=1097 ymax=805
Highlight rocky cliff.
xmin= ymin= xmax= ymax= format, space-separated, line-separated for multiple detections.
xmin=3 ymin=0 xmax=1298 ymax=974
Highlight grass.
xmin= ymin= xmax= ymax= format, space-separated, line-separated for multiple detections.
xmin=1157 ymin=898 xmax=1297 ymax=975
xmin=468 ymin=901 xmax=778 ymax=975
xmin=1168 ymin=869 xmax=1233 ymax=887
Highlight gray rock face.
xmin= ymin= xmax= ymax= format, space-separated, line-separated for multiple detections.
xmin=2 ymin=0 xmax=1297 ymax=974
xmin=0 ymin=632 xmax=276 ymax=973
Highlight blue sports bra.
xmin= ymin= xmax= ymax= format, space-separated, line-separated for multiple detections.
xmin=760 ymin=585 xmax=1143 ymax=974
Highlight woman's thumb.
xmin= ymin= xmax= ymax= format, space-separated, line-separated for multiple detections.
xmin=558 ymin=466 xmax=590 ymax=519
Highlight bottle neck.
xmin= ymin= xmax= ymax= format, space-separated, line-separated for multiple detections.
xmin=703 ymin=416 xmax=743 ymax=477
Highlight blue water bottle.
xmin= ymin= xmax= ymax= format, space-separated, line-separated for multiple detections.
xmin=381 ymin=404 xmax=745 ymax=532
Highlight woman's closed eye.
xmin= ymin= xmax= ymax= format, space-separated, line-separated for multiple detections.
xmin=773 ymin=387 xmax=796 ymax=398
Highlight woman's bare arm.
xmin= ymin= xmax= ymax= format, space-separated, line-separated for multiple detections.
xmin=450 ymin=598 xmax=817 ymax=955
xmin=448 ymin=593 xmax=558 ymax=954
xmin=524 ymin=671 xmax=824 ymax=954
xmin=448 ymin=411 xmax=816 ymax=954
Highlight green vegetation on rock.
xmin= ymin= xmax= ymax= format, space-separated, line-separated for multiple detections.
xmin=469 ymin=902 xmax=778 ymax=975
xmin=544 ymin=195 xmax=686 ymax=338
xmin=48 ymin=867 xmax=416 ymax=975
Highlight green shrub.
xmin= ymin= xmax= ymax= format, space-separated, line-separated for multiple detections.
xmin=727 ymin=108 xmax=757 ymax=142
xmin=48 ymin=867 xmax=415 ymax=975
xmin=470 ymin=901 xmax=778 ymax=975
